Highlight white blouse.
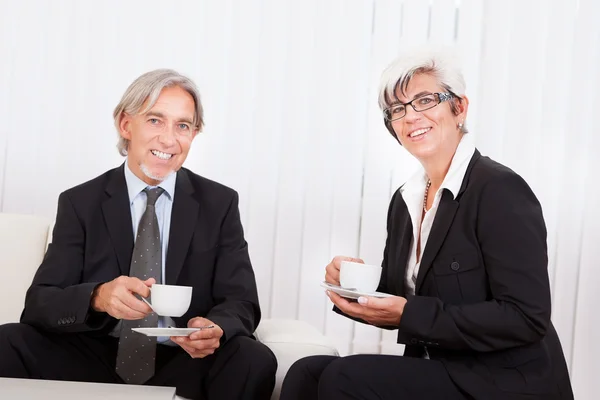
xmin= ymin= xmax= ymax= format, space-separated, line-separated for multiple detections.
xmin=399 ymin=137 xmax=476 ymax=296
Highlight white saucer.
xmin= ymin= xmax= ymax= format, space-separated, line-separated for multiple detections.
xmin=131 ymin=327 xmax=201 ymax=337
xmin=320 ymin=281 xmax=394 ymax=299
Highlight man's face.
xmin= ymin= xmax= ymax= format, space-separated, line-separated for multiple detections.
xmin=119 ymin=86 xmax=198 ymax=185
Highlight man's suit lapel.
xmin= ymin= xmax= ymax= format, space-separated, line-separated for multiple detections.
xmin=102 ymin=164 xmax=134 ymax=276
xmin=166 ymin=169 xmax=199 ymax=285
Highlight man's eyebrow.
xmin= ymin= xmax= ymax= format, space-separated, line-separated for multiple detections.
xmin=177 ymin=117 xmax=193 ymax=125
xmin=145 ymin=111 xmax=165 ymax=119
xmin=145 ymin=111 xmax=193 ymax=125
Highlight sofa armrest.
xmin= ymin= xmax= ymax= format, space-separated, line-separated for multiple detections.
xmin=255 ymin=319 xmax=339 ymax=400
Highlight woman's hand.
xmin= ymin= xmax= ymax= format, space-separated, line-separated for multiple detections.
xmin=327 ymin=290 xmax=407 ymax=326
xmin=325 ymin=256 xmax=364 ymax=286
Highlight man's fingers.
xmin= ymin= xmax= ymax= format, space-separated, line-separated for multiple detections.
xmin=189 ymin=328 xmax=220 ymax=341
xmin=124 ymin=277 xmax=151 ymax=298
xmin=174 ymin=336 xmax=219 ymax=352
xmin=113 ymin=299 xmax=147 ymax=320
xmin=179 ymin=342 xmax=196 ymax=354
xmin=120 ymin=291 xmax=152 ymax=315
xmin=188 ymin=338 xmax=220 ymax=351
xmin=188 ymin=317 xmax=210 ymax=328
xmin=195 ymin=349 xmax=216 ymax=358
xmin=143 ymin=278 xmax=156 ymax=287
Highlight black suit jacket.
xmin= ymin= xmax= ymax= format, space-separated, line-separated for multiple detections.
xmin=341 ymin=150 xmax=574 ymax=399
xmin=20 ymin=165 xmax=260 ymax=343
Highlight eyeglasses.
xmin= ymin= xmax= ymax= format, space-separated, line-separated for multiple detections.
xmin=383 ymin=92 xmax=453 ymax=121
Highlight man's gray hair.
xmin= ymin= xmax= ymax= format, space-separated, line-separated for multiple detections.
xmin=113 ymin=69 xmax=204 ymax=156
xmin=378 ymin=46 xmax=468 ymax=135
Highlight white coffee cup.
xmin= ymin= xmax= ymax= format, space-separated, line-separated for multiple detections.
xmin=141 ymin=284 xmax=193 ymax=317
xmin=339 ymin=261 xmax=382 ymax=293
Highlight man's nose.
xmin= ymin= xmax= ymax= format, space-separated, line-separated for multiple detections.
xmin=158 ymin=125 xmax=177 ymax=145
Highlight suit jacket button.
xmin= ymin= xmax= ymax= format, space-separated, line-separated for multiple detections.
xmin=410 ymin=338 xmax=418 ymax=345
xmin=451 ymin=261 xmax=460 ymax=271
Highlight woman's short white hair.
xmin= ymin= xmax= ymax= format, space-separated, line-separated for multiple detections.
xmin=378 ymin=46 xmax=468 ymax=135
xmin=113 ymin=69 xmax=204 ymax=156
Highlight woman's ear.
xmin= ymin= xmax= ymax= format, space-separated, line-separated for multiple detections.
xmin=456 ymin=95 xmax=469 ymax=119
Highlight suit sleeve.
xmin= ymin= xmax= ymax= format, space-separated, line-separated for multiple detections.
xmin=397 ymin=173 xmax=552 ymax=352
xmin=206 ymin=191 xmax=261 ymax=342
xmin=20 ymin=192 xmax=113 ymax=333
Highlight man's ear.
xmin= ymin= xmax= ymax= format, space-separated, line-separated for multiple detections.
xmin=118 ymin=113 xmax=132 ymax=140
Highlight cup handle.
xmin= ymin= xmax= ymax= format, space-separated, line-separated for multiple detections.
xmin=141 ymin=287 xmax=154 ymax=311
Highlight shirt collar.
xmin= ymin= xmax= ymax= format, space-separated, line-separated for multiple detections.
xmin=400 ymin=135 xmax=476 ymax=200
xmin=124 ymin=161 xmax=177 ymax=204
xmin=439 ymin=136 xmax=476 ymax=199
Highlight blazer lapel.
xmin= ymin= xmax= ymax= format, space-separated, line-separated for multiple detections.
xmin=102 ymin=165 xmax=134 ymax=276
xmin=166 ymin=170 xmax=199 ymax=285
xmin=415 ymin=189 xmax=459 ymax=292
xmin=413 ymin=149 xmax=482 ymax=292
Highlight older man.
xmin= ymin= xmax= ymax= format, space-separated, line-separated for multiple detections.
xmin=0 ymin=69 xmax=277 ymax=400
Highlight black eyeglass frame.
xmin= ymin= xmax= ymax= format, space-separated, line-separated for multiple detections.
xmin=383 ymin=92 xmax=454 ymax=121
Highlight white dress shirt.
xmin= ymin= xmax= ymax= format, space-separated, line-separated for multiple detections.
xmin=400 ymin=136 xmax=476 ymax=296
xmin=117 ymin=162 xmax=177 ymax=344
xmin=124 ymin=162 xmax=176 ymax=289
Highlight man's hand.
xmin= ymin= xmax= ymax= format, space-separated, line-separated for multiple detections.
xmin=325 ymin=255 xmax=364 ymax=286
xmin=327 ymin=290 xmax=407 ymax=327
xmin=171 ymin=317 xmax=224 ymax=359
xmin=91 ymin=276 xmax=154 ymax=320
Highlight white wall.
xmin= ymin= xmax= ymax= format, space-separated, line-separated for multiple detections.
xmin=0 ymin=0 xmax=598 ymax=398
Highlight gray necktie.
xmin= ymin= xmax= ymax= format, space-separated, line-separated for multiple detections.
xmin=116 ymin=187 xmax=165 ymax=384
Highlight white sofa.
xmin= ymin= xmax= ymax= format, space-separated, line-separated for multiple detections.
xmin=0 ymin=213 xmax=339 ymax=399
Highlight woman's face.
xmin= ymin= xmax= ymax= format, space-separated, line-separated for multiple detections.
xmin=389 ymin=73 xmax=468 ymax=161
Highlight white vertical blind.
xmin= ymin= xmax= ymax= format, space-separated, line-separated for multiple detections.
xmin=0 ymin=0 xmax=598 ymax=397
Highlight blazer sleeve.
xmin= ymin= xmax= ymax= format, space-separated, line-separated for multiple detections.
xmin=20 ymin=192 xmax=113 ymax=333
xmin=206 ymin=191 xmax=261 ymax=342
xmin=397 ymin=173 xmax=552 ymax=352
xmin=332 ymin=189 xmax=399 ymax=329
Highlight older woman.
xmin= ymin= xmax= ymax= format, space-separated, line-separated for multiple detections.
xmin=279 ymin=48 xmax=574 ymax=400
